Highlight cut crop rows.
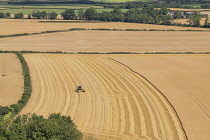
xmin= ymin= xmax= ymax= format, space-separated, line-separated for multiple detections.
xmin=21 ymin=54 xmax=187 ymax=140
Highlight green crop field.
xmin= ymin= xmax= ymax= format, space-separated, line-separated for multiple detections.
xmin=181 ymin=4 xmax=201 ymax=8
xmin=91 ymin=0 xmax=154 ymax=3
xmin=0 ymin=8 xmax=65 ymax=14
xmin=0 ymin=6 xmax=128 ymax=15
xmin=0 ymin=4 xmax=102 ymax=9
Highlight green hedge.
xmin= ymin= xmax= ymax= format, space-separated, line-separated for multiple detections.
xmin=10 ymin=52 xmax=32 ymax=114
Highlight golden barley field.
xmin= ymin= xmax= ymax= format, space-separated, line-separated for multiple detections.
xmin=172 ymin=18 xmax=207 ymax=25
xmin=157 ymin=8 xmax=210 ymax=11
xmin=1 ymin=19 xmax=210 ymax=36
xmin=1 ymin=17 xmax=210 ymax=140
xmin=112 ymin=54 xmax=210 ymax=140
xmin=1 ymin=30 xmax=210 ymax=53
xmin=0 ymin=53 xmax=23 ymax=106
xmin=20 ymin=53 xmax=188 ymax=140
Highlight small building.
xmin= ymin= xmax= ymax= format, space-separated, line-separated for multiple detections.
xmin=167 ymin=12 xmax=175 ymax=16
xmin=186 ymin=12 xmax=194 ymax=15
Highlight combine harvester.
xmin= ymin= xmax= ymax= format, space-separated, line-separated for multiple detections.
xmin=75 ymin=85 xmax=85 ymax=92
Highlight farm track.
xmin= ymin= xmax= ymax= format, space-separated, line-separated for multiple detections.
xmin=21 ymin=54 xmax=187 ymax=140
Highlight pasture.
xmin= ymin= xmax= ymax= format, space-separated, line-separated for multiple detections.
xmin=0 ymin=53 xmax=23 ymax=106
xmin=20 ymin=53 xmax=187 ymax=140
xmin=92 ymin=0 xmax=154 ymax=2
xmin=0 ymin=4 xmax=127 ymax=15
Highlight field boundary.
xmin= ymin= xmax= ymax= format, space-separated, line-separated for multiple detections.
xmin=0 ymin=50 xmax=210 ymax=55
xmin=108 ymin=57 xmax=189 ymax=140
xmin=9 ymin=52 xmax=32 ymax=114
xmin=1 ymin=28 xmax=210 ymax=39
xmin=0 ymin=51 xmax=32 ymax=120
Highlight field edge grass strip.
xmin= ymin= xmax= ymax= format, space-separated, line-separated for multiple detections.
xmin=108 ymin=57 xmax=189 ymax=140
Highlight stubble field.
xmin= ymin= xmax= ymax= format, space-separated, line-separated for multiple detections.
xmin=20 ymin=53 xmax=187 ymax=140
xmin=1 ymin=18 xmax=210 ymax=140
xmin=1 ymin=19 xmax=210 ymax=36
xmin=1 ymin=30 xmax=210 ymax=53
xmin=113 ymin=54 xmax=210 ymax=140
xmin=0 ymin=53 xmax=23 ymax=106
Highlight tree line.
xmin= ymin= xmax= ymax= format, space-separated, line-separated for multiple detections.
xmin=60 ymin=6 xmax=207 ymax=27
xmin=0 ymin=11 xmax=58 ymax=19
xmin=0 ymin=5 xmax=208 ymax=27
xmin=0 ymin=113 xmax=82 ymax=139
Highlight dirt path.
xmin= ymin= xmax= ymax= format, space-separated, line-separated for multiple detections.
xmin=21 ymin=54 xmax=187 ymax=140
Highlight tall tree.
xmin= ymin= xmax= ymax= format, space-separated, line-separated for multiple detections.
xmin=84 ymin=7 xmax=97 ymax=20
xmin=61 ymin=9 xmax=76 ymax=20
xmin=77 ymin=8 xmax=84 ymax=20
xmin=5 ymin=13 xmax=10 ymax=18
xmin=0 ymin=13 xmax=5 ymax=18
xmin=49 ymin=12 xmax=58 ymax=19
xmin=187 ymin=12 xmax=201 ymax=27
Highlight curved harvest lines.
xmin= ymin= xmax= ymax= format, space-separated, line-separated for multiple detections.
xmin=21 ymin=54 xmax=187 ymax=140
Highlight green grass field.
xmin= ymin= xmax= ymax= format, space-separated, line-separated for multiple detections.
xmin=181 ymin=4 xmax=201 ymax=8
xmin=91 ymin=0 xmax=153 ymax=2
xmin=0 ymin=6 xmax=128 ymax=15
xmin=0 ymin=9 xmax=65 ymax=14
xmin=0 ymin=4 xmax=102 ymax=9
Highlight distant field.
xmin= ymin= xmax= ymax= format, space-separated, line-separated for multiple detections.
xmin=91 ymin=0 xmax=154 ymax=2
xmin=155 ymin=7 xmax=210 ymax=11
xmin=181 ymin=4 xmax=201 ymax=8
xmin=1 ymin=19 xmax=210 ymax=36
xmin=113 ymin=54 xmax=210 ymax=140
xmin=0 ymin=53 xmax=23 ymax=106
xmin=0 ymin=7 xmax=127 ymax=14
xmin=173 ymin=18 xmax=208 ymax=26
xmin=0 ymin=8 xmax=65 ymax=14
xmin=169 ymin=8 xmax=210 ymax=11
xmin=0 ymin=4 xmax=102 ymax=9
xmin=1 ymin=30 xmax=210 ymax=53
xmin=0 ymin=4 xmax=107 ymax=15
xmin=201 ymin=11 xmax=210 ymax=17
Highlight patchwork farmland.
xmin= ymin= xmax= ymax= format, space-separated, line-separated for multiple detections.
xmin=20 ymin=54 xmax=187 ymax=140
xmin=0 ymin=53 xmax=23 ymax=106
xmin=0 ymin=17 xmax=210 ymax=140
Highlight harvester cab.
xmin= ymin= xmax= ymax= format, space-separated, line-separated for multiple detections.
xmin=75 ymin=85 xmax=85 ymax=92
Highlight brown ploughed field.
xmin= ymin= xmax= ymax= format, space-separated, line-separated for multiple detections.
xmin=0 ymin=53 xmax=23 ymax=106
xmin=1 ymin=31 xmax=210 ymax=53
xmin=20 ymin=53 xmax=187 ymax=140
xmin=112 ymin=54 xmax=210 ymax=140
